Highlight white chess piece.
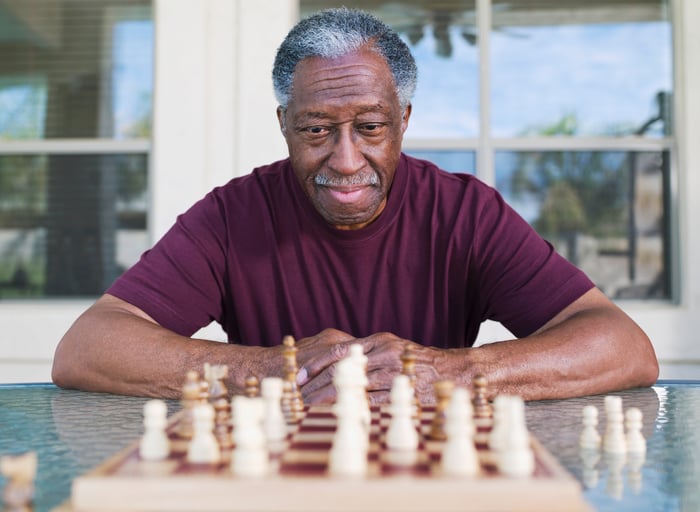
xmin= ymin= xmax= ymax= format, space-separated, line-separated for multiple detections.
xmin=603 ymin=396 xmax=626 ymax=454
xmin=139 ymin=399 xmax=170 ymax=461
xmin=385 ymin=375 xmax=419 ymax=451
xmin=496 ymin=396 xmax=534 ymax=477
xmin=441 ymin=387 xmax=479 ymax=476
xmin=187 ymin=403 xmax=221 ymax=464
xmin=579 ymin=405 xmax=602 ymax=449
xmin=231 ymin=396 xmax=269 ymax=477
xmin=329 ymin=390 xmax=368 ymax=477
xmin=625 ymin=407 xmax=646 ymax=454
xmin=488 ymin=395 xmax=511 ymax=453
xmin=334 ymin=348 xmax=371 ymax=429
xmin=261 ymin=377 xmax=287 ymax=443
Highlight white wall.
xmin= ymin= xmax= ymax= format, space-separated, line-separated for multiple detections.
xmin=1 ymin=0 xmax=698 ymax=383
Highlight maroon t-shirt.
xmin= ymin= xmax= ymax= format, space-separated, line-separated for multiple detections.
xmin=107 ymin=154 xmax=594 ymax=347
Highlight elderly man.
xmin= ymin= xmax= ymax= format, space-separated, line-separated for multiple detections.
xmin=52 ymin=8 xmax=658 ymax=403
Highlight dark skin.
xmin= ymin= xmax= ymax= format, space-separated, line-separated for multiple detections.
xmin=52 ymin=45 xmax=659 ymax=403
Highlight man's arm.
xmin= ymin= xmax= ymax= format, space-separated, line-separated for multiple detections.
xmin=51 ymin=294 xmax=282 ymax=398
xmin=298 ymin=288 xmax=659 ymax=403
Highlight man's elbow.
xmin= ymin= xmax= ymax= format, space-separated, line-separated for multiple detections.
xmin=51 ymin=337 xmax=79 ymax=390
xmin=638 ymin=352 xmax=660 ymax=387
xmin=632 ymin=332 xmax=659 ymax=388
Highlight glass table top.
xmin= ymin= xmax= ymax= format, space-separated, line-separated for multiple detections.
xmin=1 ymin=381 xmax=698 ymax=512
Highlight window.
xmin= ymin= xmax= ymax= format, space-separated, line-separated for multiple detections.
xmin=0 ymin=1 xmax=153 ymax=298
xmin=300 ymin=0 xmax=673 ymax=300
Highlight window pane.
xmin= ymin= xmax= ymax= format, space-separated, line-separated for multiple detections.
xmin=496 ymin=150 xmax=669 ymax=299
xmin=0 ymin=1 xmax=153 ymax=140
xmin=299 ymin=1 xmax=478 ymax=138
xmin=0 ymin=154 xmax=148 ymax=298
xmin=404 ymin=150 xmax=476 ymax=174
xmin=491 ymin=1 xmax=672 ymax=137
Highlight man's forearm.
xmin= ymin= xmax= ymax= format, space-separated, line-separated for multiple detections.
xmin=456 ymin=304 xmax=658 ymax=401
xmin=52 ymin=295 xmax=281 ymax=398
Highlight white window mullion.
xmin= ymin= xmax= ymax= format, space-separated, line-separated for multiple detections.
xmin=477 ymin=0 xmax=494 ymax=186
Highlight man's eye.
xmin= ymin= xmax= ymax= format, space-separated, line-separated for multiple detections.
xmin=360 ymin=123 xmax=382 ymax=133
xmin=305 ymin=126 xmax=327 ymax=135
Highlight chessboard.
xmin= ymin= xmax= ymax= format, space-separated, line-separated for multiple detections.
xmin=64 ymin=404 xmax=591 ymax=512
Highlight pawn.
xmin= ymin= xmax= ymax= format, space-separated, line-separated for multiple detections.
xmin=603 ymin=396 xmax=626 ymax=454
xmin=428 ymin=380 xmax=455 ymax=441
xmin=472 ymin=375 xmax=492 ymax=419
xmin=176 ymin=370 xmax=201 ymax=439
xmin=231 ymin=396 xmax=269 ymax=477
xmin=187 ymin=403 xmax=220 ymax=464
xmin=441 ymin=387 xmax=479 ymax=477
xmin=213 ymin=397 xmax=233 ymax=452
xmin=579 ymin=405 xmax=601 ymax=450
xmin=139 ymin=399 xmax=170 ymax=461
xmin=625 ymin=407 xmax=646 ymax=455
xmin=245 ymin=375 xmax=260 ymax=398
xmin=496 ymin=396 xmax=534 ymax=477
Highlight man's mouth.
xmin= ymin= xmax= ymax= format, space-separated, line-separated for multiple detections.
xmin=323 ymin=185 xmax=368 ymax=204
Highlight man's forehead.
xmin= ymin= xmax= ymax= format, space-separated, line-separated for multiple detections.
xmin=293 ymin=104 xmax=390 ymax=121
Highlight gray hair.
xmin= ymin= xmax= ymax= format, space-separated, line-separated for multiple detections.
xmin=272 ymin=8 xmax=417 ymax=110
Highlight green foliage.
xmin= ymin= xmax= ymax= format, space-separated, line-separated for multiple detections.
xmin=510 ymin=114 xmax=629 ymax=239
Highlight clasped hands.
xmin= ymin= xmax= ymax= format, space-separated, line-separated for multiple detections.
xmin=287 ymin=328 xmax=455 ymax=405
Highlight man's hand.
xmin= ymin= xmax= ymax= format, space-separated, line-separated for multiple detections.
xmin=296 ymin=329 xmax=460 ymax=405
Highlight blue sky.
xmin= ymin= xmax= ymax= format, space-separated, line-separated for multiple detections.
xmin=405 ymin=21 xmax=672 ymax=139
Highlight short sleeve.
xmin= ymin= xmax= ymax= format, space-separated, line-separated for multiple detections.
xmin=107 ymin=190 xmax=229 ymax=337
xmin=472 ymin=187 xmax=595 ymax=337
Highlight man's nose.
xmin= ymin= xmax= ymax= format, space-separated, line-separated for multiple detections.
xmin=327 ymin=128 xmax=365 ymax=175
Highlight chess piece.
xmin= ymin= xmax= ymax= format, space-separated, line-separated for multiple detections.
xmin=472 ymin=374 xmax=492 ymax=419
xmin=385 ymin=374 xmax=419 ymax=451
xmin=176 ymin=370 xmax=202 ymax=439
xmin=496 ymin=396 xmax=534 ymax=477
xmin=428 ymin=379 xmax=455 ymax=441
xmin=625 ymin=407 xmax=646 ymax=454
xmin=187 ymin=403 xmax=221 ymax=464
xmin=1 ymin=451 xmax=37 ymax=511
xmin=441 ymin=387 xmax=479 ymax=477
xmin=205 ymin=363 xmax=229 ymax=402
xmin=488 ymin=394 xmax=511 ymax=453
xmin=281 ymin=335 xmax=304 ymax=423
xmin=603 ymin=395 xmax=626 ymax=454
xmin=579 ymin=405 xmax=602 ymax=450
xmin=139 ymin=399 xmax=170 ymax=461
xmin=329 ymin=390 xmax=368 ymax=477
xmin=213 ymin=397 xmax=233 ymax=452
xmin=333 ymin=349 xmax=371 ymax=431
xmin=245 ymin=374 xmax=260 ymax=398
xmin=400 ymin=343 xmax=421 ymax=418
xmin=231 ymin=396 xmax=269 ymax=477
xmin=261 ymin=377 xmax=288 ymax=443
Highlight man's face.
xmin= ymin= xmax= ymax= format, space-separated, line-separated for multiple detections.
xmin=278 ymin=46 xmax=411 ymax=230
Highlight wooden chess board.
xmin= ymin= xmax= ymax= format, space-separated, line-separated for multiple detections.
xmin=64 ymin=405 xmax=591 ymax=512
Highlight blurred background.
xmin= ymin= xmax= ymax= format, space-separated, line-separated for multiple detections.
xmin=0 ymin=0 xmax=698 ymax=382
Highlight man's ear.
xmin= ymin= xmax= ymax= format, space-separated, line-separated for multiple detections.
xmin=401 ymin=104 xmax=412 ymax=133
xmin=276 ymin=106 xmax=287 ymax=135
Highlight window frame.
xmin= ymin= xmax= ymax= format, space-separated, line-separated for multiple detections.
xmin=400 ymin=0 xmax=680 ymax=304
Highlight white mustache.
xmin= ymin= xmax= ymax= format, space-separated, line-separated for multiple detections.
xmin=314 ymin=172 xmax=379 ymax=187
